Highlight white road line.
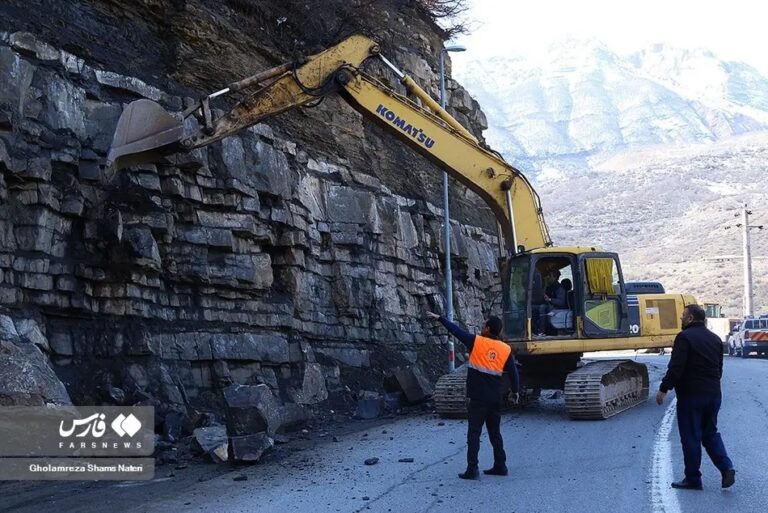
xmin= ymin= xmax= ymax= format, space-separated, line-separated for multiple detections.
xmin=650 ymin=397 xmax=681 ymax=513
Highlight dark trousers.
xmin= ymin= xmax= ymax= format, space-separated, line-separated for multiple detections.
xmin=532 ymin=304 xmax=550 ymax=334
xmin=466 ymin=399 xmax=506 ymax=468
xmin=676 ymin=394 xmax=733 ymax=483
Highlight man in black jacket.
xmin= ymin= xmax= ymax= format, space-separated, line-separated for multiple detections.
xmin=657 ymin=304 xmax=736 ymax=490
xmin=428 ymin=311 xmax=519 ymax=480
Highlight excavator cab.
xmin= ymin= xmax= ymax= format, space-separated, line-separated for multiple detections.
xmin=501 ymin=247 xmax=631 ymax=341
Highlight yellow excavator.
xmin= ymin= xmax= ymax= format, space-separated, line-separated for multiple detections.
xmin=107 ymin=35 xmax=696 ymax=420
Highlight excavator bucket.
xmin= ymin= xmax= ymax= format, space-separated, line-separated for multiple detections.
xmin=107 ymin=99 xmax=186 ymax=170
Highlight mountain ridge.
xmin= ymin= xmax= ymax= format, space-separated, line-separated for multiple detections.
xmin=453 ymin=39 xmax=768 ymax=174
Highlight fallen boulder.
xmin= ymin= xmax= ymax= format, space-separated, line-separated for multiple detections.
xmin=14 ymin=319 xmax=50 ymax=352
xmin=289 ymin=363 xmax=328 ymax=405
xmin=230 ymin=433 xmax=274 ymax=462
xmin=356 ymin=390 xmax=383 ymax=419
xmin=279 ymin=402 xmax=313 ymax=429
xmin=385 ymin=367 xmax=433 ymax=404
xmin=162 ymin=411 xmax=189 ymax=442
xmin=0 ymin=315 xmax=18 ymax=340
xmin=192 ymin=425 xmax=229 ymax=463
xmin=383 ymin=391 xmax=403 ymax=412
xmin=0 ymin=337 xmax=71 ymax=406
xmin=223 ymin=383 xmax=280 ymax=436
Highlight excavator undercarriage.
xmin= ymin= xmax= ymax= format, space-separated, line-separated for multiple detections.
xmin=434 ymin=356 xmax=650 ymax=420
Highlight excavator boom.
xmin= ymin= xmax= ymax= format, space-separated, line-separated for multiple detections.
xmin=108 ymin=35 xmax=551 ymax=253
xmin=108 ymin=34 xmax=379 ymax=168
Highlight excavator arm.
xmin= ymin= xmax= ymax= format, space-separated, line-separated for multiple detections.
xmin=108 ymin=34 xmax=551 ymax=252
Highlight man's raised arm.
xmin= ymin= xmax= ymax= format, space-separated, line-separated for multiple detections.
xmin=426 ymin=311 xmax=476 ymax=351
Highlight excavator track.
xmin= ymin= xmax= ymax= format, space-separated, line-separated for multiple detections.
xmin=434 ymin=365 xmax=539 ymax=418
xmin=563 ymin=360 xmax=649 ymax=420
xmin=434 ymin=366 xmax=469 ymax=418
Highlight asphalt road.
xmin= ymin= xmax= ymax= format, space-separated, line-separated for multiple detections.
xmin=2 ymin=354 xmax=766 ymax=513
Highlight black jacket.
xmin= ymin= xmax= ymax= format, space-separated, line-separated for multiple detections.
xmin=545 ymin=283 xmax=567 ymax=308
xmin=659 ymin=322 xmax=723 ymax=396
xmin=439 ymin=317 xmax=519 ymax=404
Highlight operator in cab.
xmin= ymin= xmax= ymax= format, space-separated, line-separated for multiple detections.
xmin=533 ymin=269 xmax=567 ymax=336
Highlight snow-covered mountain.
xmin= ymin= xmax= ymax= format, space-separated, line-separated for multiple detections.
xmin=453 ymin=39 xmax=768 ymax=173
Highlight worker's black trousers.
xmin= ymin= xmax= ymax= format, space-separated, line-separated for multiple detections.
xmin=466 ymin=399 xmax=505 ymax=468
xmin=676 ymin=393 xmax=733 ymax=483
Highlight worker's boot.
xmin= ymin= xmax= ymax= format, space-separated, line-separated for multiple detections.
xmin=721 ymin=468 xmax=736 ymax=488
xmin=671 ymin=478 xmax=702 ymax=490
xmin=458 ymin=466 xmax=479 ymax=480
xmin=483 ymin=464 xmax=508 ymax=476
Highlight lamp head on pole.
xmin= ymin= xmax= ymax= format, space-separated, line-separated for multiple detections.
xmin=439 ymin=45 xmax=467 ymax=108
xmin=444 ymin=44 xmax=467 ymax=53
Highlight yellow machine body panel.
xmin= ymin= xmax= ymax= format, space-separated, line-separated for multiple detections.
xmin=585 ymin=301 xmax=619 ymax=330
xmin=512 ymin=335 xmax=676 ymax=355
xmin=528 ymin=246 xmax=604 ymax=255
xmin=637 ymin=293 xmax=697 ymax=337
xmin=510 ymin=293 xmax=698 ymax=355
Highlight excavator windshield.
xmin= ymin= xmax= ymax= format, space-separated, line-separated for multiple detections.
xmin=501 ymin=254 xmax=531 ymax=340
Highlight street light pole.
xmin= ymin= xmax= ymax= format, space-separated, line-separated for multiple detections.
xmin=439 ymin=44 xmax=465 ymax=372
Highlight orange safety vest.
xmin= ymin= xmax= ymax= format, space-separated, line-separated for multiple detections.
xmin=468 ymin=335 xmax=512 ymax=376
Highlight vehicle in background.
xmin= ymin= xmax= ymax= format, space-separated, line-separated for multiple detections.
xmin=724 ymin=324 xmax=740 ymax=355
xmin=701 ymin=302 xmax=741 ymax=355
xmin=730 ymin=316 xmax=768 ymax=358
xmin=704 ymin=303 xmax=722 ymax=319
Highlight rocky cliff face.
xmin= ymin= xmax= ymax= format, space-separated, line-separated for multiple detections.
xmin=0 ymin=1 xmax=499 ymax=424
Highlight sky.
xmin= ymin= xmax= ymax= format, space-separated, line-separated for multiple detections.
xmin=449 ymin=0 xmax=768 ymax=76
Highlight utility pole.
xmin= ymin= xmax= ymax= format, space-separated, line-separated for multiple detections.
xmin=742 ymin=205 xmax=753 ymax=317
xmin=727 ymin=204 xmax=764 ymax=317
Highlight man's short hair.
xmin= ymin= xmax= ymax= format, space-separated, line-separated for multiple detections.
xmin=549 ymin=269 xmax=561 ymax=278
xmin=685 ymin=304 xmax=706 ymax=321
xmin=485 ymin=316 xmax=503 ymax=337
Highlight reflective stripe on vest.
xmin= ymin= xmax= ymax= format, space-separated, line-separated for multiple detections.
xmin=467 ymin=335 xmax=512 ymax=376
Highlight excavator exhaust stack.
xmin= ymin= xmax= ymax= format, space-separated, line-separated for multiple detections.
xmin=107 ymin=99 xmax=185 ymax=170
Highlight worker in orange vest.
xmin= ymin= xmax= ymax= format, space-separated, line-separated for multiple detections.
xmin=428 ymin=311 xmax=519 ymax=480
